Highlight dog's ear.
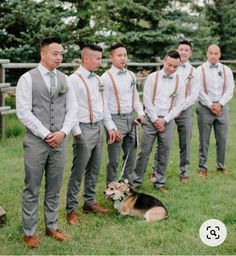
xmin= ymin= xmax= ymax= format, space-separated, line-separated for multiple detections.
xmin=119 ymin=182 xmax=130 ymax=192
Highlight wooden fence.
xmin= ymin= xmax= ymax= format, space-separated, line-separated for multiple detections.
xmin=0 ymin=59 xmax=236 ymax=139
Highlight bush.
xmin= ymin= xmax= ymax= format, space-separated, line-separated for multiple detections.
xmin=5 ymin=115 xmax=25 ymax=138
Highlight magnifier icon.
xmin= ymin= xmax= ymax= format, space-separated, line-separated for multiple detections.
xmin=210 ymin=230 xmax=217 ymax=236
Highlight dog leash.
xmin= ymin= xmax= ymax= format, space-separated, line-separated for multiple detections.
xmin=119 ymin=122 xmax=137 ymax=180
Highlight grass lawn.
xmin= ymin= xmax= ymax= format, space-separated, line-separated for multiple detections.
xmin=0 ymin=98 xmax=236 ymax=255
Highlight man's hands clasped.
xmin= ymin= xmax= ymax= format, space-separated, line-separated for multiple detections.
xmin=45 ymin=131 xmax=66 ymax=148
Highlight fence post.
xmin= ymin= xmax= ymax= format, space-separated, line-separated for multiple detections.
xmin=155 ymin=57 xmax=161 ymax=71
xmin=0 ymin=59 xmax=10 ymax=139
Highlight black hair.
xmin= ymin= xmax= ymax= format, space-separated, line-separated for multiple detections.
xmin=166 ymin=50 xmax=181 ymax=60
xmin=177 ymin=40 xmax=192 ymax=49
xmin=110 ymin=43 xmax=126 ymax=52
xmin=41 ymin=37 xmax=62 ymax=48
xmin=83 ymin=44 xmax=103 ymax=52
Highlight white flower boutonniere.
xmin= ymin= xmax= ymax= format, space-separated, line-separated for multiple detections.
xmin=169 ymin=91 xmax=178 ymax=98
xmin=218 ymin=70 xmax=222 ymax=77
xmin=131 ymin=79 xmax=135 ymax=88
xmin=59 ymin=83 xmax=69 ymax=96
xmin=187 ymin=74 xmax=193 ymax=80
xmin=98 ymin=83 xmax=104 ymax=92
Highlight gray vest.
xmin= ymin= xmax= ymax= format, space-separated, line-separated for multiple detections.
xmin=28 ymin=68 xmax=67 ymax=133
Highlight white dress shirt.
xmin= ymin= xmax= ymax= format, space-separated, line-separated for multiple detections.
xmin=16 ymin=63 xmax=78 ymax=139
xmin=70 ymin=65 xmax=115 ymax=135
xmin=177 ymin=61 xmax=200 ymax=110
xmin=101 ymin=65 xmax=144 ymax=130
xmin=197 ymin=61 xmax=234 ymax=107
xmin=143 ymin=69 xmax=185 ymax=123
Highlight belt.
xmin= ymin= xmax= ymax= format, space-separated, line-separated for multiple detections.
xmin=80 ymin=120 xmax=102 ymax=126
xmin=111 ymin=113 xmax=132 ymax=118
xmin=199 ymin=101 xmax=219 ymax=105
xmin=146 ymin=115 xmax=164 ymax=122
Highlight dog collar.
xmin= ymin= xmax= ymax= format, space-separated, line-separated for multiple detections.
xmin=117 ymin=188 xmax=130 ymax=201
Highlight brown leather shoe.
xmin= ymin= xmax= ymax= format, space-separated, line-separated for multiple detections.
xmin=67 ymin=211 xmax=80 ymax=225
xmin=180 ymin=176 xmax=189 ymax=184
xmin=83 ymin=203 xmax=111 ymax=213
xmin=217 ymin=168 xmax=229 ymax=175
xmin=158 ymin=186 xmax=168 ymax=193
xmin=45 ymin=228 xmax=69 ymax=241
xmin=23 ymin=235 xmax=40 ymax=248
xmin=199 ymin=169 xmax=207 ymax=177
xmin=150 ymin=173 xmax=157 ymax=183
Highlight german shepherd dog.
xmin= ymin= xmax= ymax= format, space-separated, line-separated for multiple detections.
xmin=104 ymin=180 xmax=168 ymax=221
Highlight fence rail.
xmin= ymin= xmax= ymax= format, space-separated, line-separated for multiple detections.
xmin=0 ymin=59 xmax=236 ymax=139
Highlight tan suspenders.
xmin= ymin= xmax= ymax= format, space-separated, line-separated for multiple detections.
xmin=78 ymin=74 xmax=94 ymax=123
xmin=107 ymin=70 xmax=136 ymax=114
xmin=201 ymin=64 xmax=227 ymax=95
xmin=185 ymin=67 xmax=194 ymax=98
xmin=107 ymin=71 xmax=121 ymax=114
xmin=94 ymin=75 xmax=104 ymax=104
xmin=152 ymin=72 xmax=179 ymax=112
xmin=77 ymin=73 xmax=105 ymax=123
xmin=169 ymin=75 xmax=179 ymax=112
xmin=152 ymin=72 xmax=159 ymax=105
xmin=128 ymin=70 xmax=136 ymax=113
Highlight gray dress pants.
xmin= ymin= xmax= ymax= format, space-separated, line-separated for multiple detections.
xmin=196 ymin=103 xmax=229 ymax=171
xmin=133 ymin=116 xmax=174 ymax=188
xmin=22 ymin=132 xmax=66 ymax=236
xmin=175 ymin=107 xmax=193 ymax=177
xmin=66 ymin=122 xmax=103 ymax=213
xmin=106 ymin=114 xmax=136 ymax=185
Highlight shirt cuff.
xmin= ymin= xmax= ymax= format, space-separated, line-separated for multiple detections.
xmin=71 ymin=125 xmax=82 ymax=136
xmin=41 ymin=128 xmax=51 ymax=140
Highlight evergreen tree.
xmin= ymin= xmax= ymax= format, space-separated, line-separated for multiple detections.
xmin=204 ymin=0 xmax=236 ymax=59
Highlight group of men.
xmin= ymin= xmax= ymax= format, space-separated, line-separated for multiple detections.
xmin=16 ymin=37 xmax=234 ymax=248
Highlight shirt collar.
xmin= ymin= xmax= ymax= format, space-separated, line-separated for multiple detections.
xmin=160 ymin=69 xmax=175 ymax=79
xmin=207 ymin=60 xmax=220 ymax=69
xmin=180 ymin=61 xmax=190 ymax=68
xmin=38 ymin=63 xmax=57 ymax=76
xmin=76 ymin=65 xmax=91 ymax=77
xmin=110 ymin=65 xmax=127 ymax=75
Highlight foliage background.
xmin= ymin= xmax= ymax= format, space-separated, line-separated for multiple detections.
xmin=1 ymin=0 xmax=236 ymax=63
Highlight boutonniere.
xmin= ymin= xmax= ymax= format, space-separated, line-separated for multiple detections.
xmin=187 ymin=74 xmax=193 ymax=80
xmin=218 ymin=71 xmax=222 ymax=77
xmin=59 ymin=83 xmax=69 ymax=96
xmin=169 ymin=91 xmax=178 ymax=98
xmin=98 ymin=83 xmax=104 ymax=92
xmin=131 ymin=79 xmax=135 ymax=88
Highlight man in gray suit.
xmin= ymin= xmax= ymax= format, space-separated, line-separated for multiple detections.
xmin=101 ymin=43 xmax=145 ymax=185
xmin=16 ymin=37 xmax=78 ymax=248
xmin=66 ymin=44 xmax=116 ymax=226
xmin=152 ymin=40 xmax=200 ymax=184
xmin=197 ymin=44 xmax=234 ymax=177
xmin=132 ymin=50 xmax=185 ymax=192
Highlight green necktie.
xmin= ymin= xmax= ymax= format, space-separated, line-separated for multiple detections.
xmin=48 ymin=71 xmax=56 ymax=97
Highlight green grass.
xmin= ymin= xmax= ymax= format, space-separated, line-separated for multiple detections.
xmin=1 ymin=99 xmax=236 ymax=255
